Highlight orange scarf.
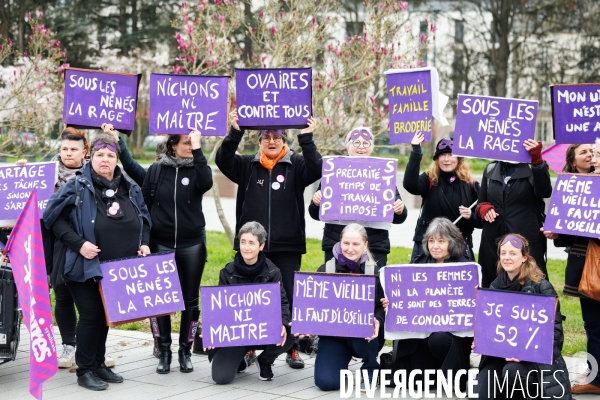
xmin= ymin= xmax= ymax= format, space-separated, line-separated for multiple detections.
xmin=260 ymin=144 xmax=289 ymax=172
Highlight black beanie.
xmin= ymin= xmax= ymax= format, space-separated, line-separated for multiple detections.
xmin=433 ymin=137 xmax=454 ymax=160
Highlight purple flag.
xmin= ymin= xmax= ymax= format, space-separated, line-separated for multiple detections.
xmin=149 ymin=74 xmax=229 ymax=135
xmin=201 ymin=283 xmax=282 ymax=347
xmin=551 ymin=84 xmax=600 ymax=144
xmin=386 ymin=70 xmax=433 ymax=143
xmin=382 ymin=264 xmax=479 ymax=333
xmin=544 ymin=174 xmax=600 ymax=238
xmin=474 ymin=288 xmax=556 ymax=364
xmin=0 ymin=162 xmax=57 ymax=221
xmin=454 ymin=94 xmax=538 ymax=163
xmin=235 ymin=68 xmax=312 ymax=130
xmin=99 ymin=252 xmax=185 ymax=325
xmin=5 ymin=189 xmax=58 ymax=399
xmin=319 ymin=156 xmax=398 ymax=223
xmin=291 ymin=272 xmax=375 ymax=338
xmin=63 ymin=68 xmax=141 ymax=134
xmin=542 ymin=143 xmax=571 ymax=174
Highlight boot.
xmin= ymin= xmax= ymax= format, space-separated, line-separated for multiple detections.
xmin=155 ymin=316 xmax=172 ymax=374
xmin=178 ymin=345 xmax=193 ymax=373
xmin=178 ymin=308 xmax=199 ymax=373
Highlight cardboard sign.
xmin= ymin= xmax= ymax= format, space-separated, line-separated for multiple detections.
xmin=5 ymin=189 xmax=58 ymax=399
xmin=0 ymin=162 xmax=57 ymax=220
xmin=319 ymin=156 xmax=398 ymax=223
xmin=551 ymin=84 xmax=600 ymax=144
xmin=544 ymin=174 xmax=600 ymax=238
xmin=453 ymin=94 xmax=538 ymax=163
xmin=149 ymin=74 xmax=229 ymax=135
xmin=235 ymin=68 xmax=312 ymax=129
xmin=63 ymin=68 xmax=141 ymax=133
xmin=99 ymin=252 xmax=184 ymax=326
xmin=386 ymin=69 xmax=434 ymax=143
xmin=474 ymin=288 xmax=556 ymax=364
xmin=201 ymin=283 xmax=282 ymax=347
xmin=291 ymin=272 xmax=376 ymax=338
xmin=382 ymin=263 xmax=479 ymax=334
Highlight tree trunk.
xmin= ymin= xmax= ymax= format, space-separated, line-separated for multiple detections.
xmin=119 ymin=0 xmax=129 ymax=56
xmin=243 ymin=1 xmax=253 ymax=63
xmin=207 ymin=138 xmax=235 ymax=246
xmin=492 ymin=0 xmax=512 ymax=98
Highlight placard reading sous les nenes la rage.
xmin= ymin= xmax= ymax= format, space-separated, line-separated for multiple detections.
xmin=544 ymin=174 xmax=600 ymax=238
xmin=0 ymin=162 xmax=57 ymax=220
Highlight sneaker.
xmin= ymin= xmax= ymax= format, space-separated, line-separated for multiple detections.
xmin=58 ymin=344 xmax=76 ymax=368
xmin=255 ymin=355 xmax=274 ymax=381
xmin=104 ymin=354 xmax=115 ymax=368
xmin=238 ymin=350 xmax=257 ymax=373
xmin=571 ymin=382 xmax=600 ymax=395
xmin=286 ymin=349 xmax=305 ymax=369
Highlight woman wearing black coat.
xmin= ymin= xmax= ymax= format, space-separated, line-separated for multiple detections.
xmin=476 ymin=139 xmax=552 ymax=288
xmin=141 ymin=128 xmax=213 ymax=374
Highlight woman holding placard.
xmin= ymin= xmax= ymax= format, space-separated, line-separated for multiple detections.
xmin=312 ymin=223 xmax=385 ymax=391
xmin=207 ymin=221 xmax=293 ymax=384
xmin=141 ymin=128 xmax=213 ymax=374
xmin=562 ymin=143 xmax=595 ymax=174
xmin=475 ymin=233 xmax=571 ymax=399
xmin=309 ymin=127 xmax=407 ymax=266
xmin=403 ymin=132 xmax=480 ymax=262
xmin=382 ymin=218 xmax=472 ymax=391
xmin=476 ymin=138 xmax=552 ymax=287
xmin=43 ymin=134 xmax=152 ymax=391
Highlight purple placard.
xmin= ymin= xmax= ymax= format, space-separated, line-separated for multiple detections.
xmin=382 ymin=264 xmax=478 ymax=333
xmin=235 ymin=68 xmax=312 ymax=129
xmin=201 ymin=283 xmax=282 ymax=347
xmin=386 ymin=70 xmax=433 ymax=144
xmin=99 ymin=252 xmax=184 ymax=325
xmin=551 ymin=84 xmax=600 ymax=144
xmin=544 ymin=174 xmax=600 ymax=238
xmin=149 ymin=74 xmax=229 ymax=135
xmin=291 ymin=272 xmax=375 ymax=338
xmin=319 ymin=156 xmax=398 ymax=223
xmin=474 ymin=288 xmax=556 ymax=364
xmin=454 ymin=94 xmax=538 ymax=163
xmin=0 ymin=162 xmax=57 ymax=220
xmin=63 ymin=68 xmax=140 ymax=132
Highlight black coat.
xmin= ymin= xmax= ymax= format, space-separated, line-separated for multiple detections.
xmin=308 ymin=183 xmax=407 ymax=254
xmin=215 ymin=128 xmax=322 ymax=253
xmin=476 ymin=161 xmax=552 ymax=287
xmin=403 ymin=146 xmax=481 ymax=243
xmin=485 ymin=272 xmax=572 ymax=400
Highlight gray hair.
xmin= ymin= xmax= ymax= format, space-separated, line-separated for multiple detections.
xmin=238 ymin=221 xmax=267 ymax=244
xmin=90 ymin=133 xmax=121 ymax=159
xmin=422 ymin=217 xmax=464 ymax=260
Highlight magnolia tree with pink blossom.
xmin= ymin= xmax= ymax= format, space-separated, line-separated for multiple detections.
xmin=0 ymin=13 xmax=67 ymax=158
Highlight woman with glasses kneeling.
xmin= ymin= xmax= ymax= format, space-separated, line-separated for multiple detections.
xmin=207 ymin=221 xmax=293 ymax=384
xmin=313 ymin=223 xmax=385 ymax=391
xmin=44 ymin=134 xmax=151 ymax=391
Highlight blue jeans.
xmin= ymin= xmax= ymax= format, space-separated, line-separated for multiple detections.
xmin=314 ymin=336 xmax=380 ymax=391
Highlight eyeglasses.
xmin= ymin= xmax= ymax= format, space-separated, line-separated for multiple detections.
xmin=262 ymin=136 xmax=283 ymax=143
xmin=352 ymin=140 xmax=372 ymax=148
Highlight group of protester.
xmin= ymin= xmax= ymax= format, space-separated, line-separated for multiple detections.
xmin=11 ymin=110 xmax=599 ymax=398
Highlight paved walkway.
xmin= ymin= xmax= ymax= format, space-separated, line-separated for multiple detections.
xmin=1 ymin=327 xmax=596 ymax=399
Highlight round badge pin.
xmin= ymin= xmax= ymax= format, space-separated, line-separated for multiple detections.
xmin=105 ymin=189 xmax=115 ymax=198
xmin=272 ymin=182 xmax=281 ymax=190
xmin=277 ymin=175 xmax=285 ymax=183
xmin=181 ymin=177 xmax=190 ymax=186
xmin=112 ymin=202 xmax=120 ymax=210
xmin=108 ymin=208 xmax=117 ymax=216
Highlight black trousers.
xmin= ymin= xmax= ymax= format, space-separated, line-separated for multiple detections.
xmin=476 ymin=356 xmax=538 ymax=400
xmin=154 ymin=242 xmax=206 ymax=349
xmin=54 ymin=283 xmax=77 ymax=346
xmin=324 ymin=250 xmax=388 ymax=268
xmin=211 ymin=326 xmax=294 ymax=384
xmin=67 ymin=279 xmax=109 ymax=376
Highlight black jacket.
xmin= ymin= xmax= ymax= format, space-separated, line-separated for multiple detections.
xmin=308 ymin=183 xmax=407 ymax=254
xmin=141 ymin=149 xmax=213 ymax=248
xmin=403 ymin=146 xmax=481 ymax=243
xmin=118 ymin=137 xmax=146 ymax=187
xmin=316 ymin=260 xmax=385 ymax=326
xmin=486 ymin=272 xmax=572 ymax=400
xmin=476 ymin=161 xmax=552 ymax=287
xmin=215 ymin=127 xmax=322 ymax=253
xmin=412 ymin=253 xmax=470 ymax=264
xmin=218 ymin=255 xmax=291 ymax=326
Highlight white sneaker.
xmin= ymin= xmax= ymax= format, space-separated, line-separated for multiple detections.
xmin=104 ymin=354 xmax=115 ymax=368
xmin=58 ymin=344 xmax=76 ymax=368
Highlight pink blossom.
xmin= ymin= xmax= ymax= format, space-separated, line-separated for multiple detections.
xmin=369 ymin=96 xmax=374 ymax=104
xmin=417 ymin=59 xmax=424 ymax=67
xmin=181 ymin=2 xmax=186 ymax=7
xmin=62 ymin=51 xmax=66 ymax=58
xmin=186 ymin=23 xmax=194 ymax=34
xmin=312 ymin=16 xmax=315 ymax=24
xmin=419 ymin=33 xmax=426 ymax=43
xmin=28 ymin=12 xmax=32 ymax=19
xmin=398 ymin=1 xmax=408 ymax=10
xmin=213 ymin=58 xmax=218 ymax=67
xmin=218 ymin=15 xmax=224 ymax=24
xmin=23 ymin=51 xmax=28 ymax=58
xmin=270 ymin=25 xmax=276 ymax=35
xmin=430 ymin=23 xmax=437 ymax=33
xmin=38 ymin=12 xmax=43 ymax=19
xmin=259 ymin=11 xmax=264 ymax=18
xmin=248 ymin=26 xmax=254 ymax=33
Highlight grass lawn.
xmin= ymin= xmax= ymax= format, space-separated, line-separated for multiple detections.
xmin=57 ymin=230 xmax=583 ymax=356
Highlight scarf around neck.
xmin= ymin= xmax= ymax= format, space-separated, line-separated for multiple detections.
xmin=91 ymin=166 xmax=124 ymax=220
xmin=332 ymin=242 xmax=368 ymax=271
xmin=53 ymin=153 xmax=86 ymax=189
xmin=233 ymin=251 xmax=266 ymax=280
xmin=493 ymin=270 xmax=522 ymax=292
xmin=260 ymin=144 xmax=289 ymax=172
xmin=160 ymin=154 xmax=195 ymax=168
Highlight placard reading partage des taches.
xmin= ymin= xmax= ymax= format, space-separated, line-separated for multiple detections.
xmin=0 ymin=162 xmax=57 ymax=220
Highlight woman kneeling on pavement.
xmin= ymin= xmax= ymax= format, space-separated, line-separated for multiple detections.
xmin=208 ymin=221 xmax=294 ymax=384
xmin=313 ymin=223 xmax=385 ymax=391
xmin=43 ymin=134 xmax=152 ymax=391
